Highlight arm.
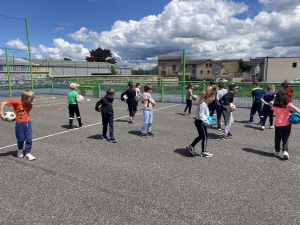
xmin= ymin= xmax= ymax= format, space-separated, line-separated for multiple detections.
xmin=148 ymin=95 xmax=156 ymax=107
xmin=76 ymin=98 xmax=84 ymax=104
xmin=289 ymin=104 xmax=300 ymax=114
xmin=0 ymin=101 xmax=8 ymax=120
xmin=261 ymin=98 xmax=268 ymax=105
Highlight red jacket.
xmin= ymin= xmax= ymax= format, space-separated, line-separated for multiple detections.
xmin=285 ymin=87 xmax=293 ymax=102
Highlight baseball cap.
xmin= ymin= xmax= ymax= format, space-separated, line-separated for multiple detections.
xmin=70 ymin=83 xmax=80 ymax=89
xmin=229 ymin=84 xmax=240 ymax=90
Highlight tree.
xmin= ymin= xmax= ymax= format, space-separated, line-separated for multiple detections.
xmin=110 ymin=65 xmax=118 ymax=75
xmin=238 ymin=59 xmax=251 ymax=73
xmin=64 ymin=57 xmax=72 ymax=61
xmin=85 ymin=47 xmax=116 ymax=64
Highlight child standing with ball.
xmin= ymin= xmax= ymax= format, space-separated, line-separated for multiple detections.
xmin=183 ymin=83 xmax=195 ymax=115
xmin=68 ymin=82 xmax=83 ymax=129
xmin=0 ymin=90 xmax=36 ymax=160
xmin=186 ymin=89 xmax=215 ymax=157
xmin=271 ymin=90 xmax=300 ymax=159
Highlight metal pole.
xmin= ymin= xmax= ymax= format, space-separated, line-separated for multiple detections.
xmin=5 ymin=48 xmax=12 ymax=97
xmin=25 ymin=18 xmax=34 ymax=92
xmin=182 ymin=50 xmax=186 ymax=103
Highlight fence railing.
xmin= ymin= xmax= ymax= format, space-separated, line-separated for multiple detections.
xmin=1 ymin=77 xmax=300 ymax=108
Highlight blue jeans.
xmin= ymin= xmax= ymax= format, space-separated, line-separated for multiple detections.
xmin=141 ymin=110 xmax=153 ymax=134
xmin=102 ymin=115 xmax=115 ymax=141
xmin=15 ymin=122 xmax=32 ymax=154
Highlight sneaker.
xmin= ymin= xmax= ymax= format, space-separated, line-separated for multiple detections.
xmin=110 ymin=139 xmax=117 ymax=143
xmin=101 ymin=135 xmax=109 ymax=141
xmin=141 ymin=133 xmax=147 ymax=137
xmin=257 ymin=121 xmax=262 ymax=125
xmin=227 ymin=132 xmax=232 ymax=136
xmin=273 ymin=151 xmax=279 ymax=156
xmin=201 ymin=152 xmax=213 ymax=157
xmin=217 ymin=127 xmax=222 ymax=131
xmin=261 ymin=126 xmax=265 ymax=130
xmin=246 ymin=120 xmax=254 ymax=124
xmin=283 ymin=151 xmax=289 ymax=159
xmin=183 ymin=112 xmax=187 ymax=115
xmin=69 ymin=125 xmax=73 ymax=129
xmin=129 ymin=117 xmax=134 ymax=123
xmin=17 ymin=149 xmax=24 ymax=158
xmin=270 ymin=126 xmax=275 ymax=129
xmin=186 ymin=145 xmax=195 ymax=156
xmin=25 ymin=153 xmax=36 ymax=161
xmin=221 ymin=134 xmax=232 ymax=140
xmin=147 ymin=132 xmax=154 ymax=136
xmin=79 ymin=123 xmax=83 ymax=128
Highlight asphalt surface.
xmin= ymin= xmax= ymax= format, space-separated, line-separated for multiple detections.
xmin=1 ymin=94 xmax=300 ymax=224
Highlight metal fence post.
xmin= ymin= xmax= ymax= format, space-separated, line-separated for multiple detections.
xmin=51 ymin=77 xmax=54 ymax=95
xmin=161 ymin=80 xmax=164 ymax=102
xmin=98 ymin=78 xmax=101 ymax=98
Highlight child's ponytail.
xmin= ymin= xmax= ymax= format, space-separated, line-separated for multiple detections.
xmin=198 ymin=89 xmax=215 ymax=105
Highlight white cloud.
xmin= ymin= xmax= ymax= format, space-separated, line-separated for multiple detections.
xmin=54 ymin=27 xmax=64 ymax=32
xmin=6 ymin=38 xmax=28 ymax=50
xmin=30 ymin=0 xmax=300 ymax=66
xmin=0 ymin=49 xmax=4 ymax=56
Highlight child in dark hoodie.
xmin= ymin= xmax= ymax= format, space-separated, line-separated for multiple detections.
xmin=281 ymin=80 xmax=293 ymax=102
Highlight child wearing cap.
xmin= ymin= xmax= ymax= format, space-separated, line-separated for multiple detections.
xmin=219 ymin=84 xmax=239 ymax=140
xmin=68 ymin=83 xmax=83 ymax=129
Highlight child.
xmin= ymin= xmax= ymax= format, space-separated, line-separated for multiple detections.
xmin=186 ymin=89 xmax=215 ymax=157
xmin=121 ymin=81 xmax=138 ymax=123
xmin=215 ymin=82 xmax=228 ymax=130
xmin=95 ymin=88 xmax=117 ymax=143
xmin=140 ymin=84 xmax=156 ymax=137
xmin=183 ymin=83 xmax=194 ymax=115
xmin=219 ymin=84 xmax=239 ymax=140
xmin=135 ymin=83 xmax=143 ymax=99
xmin=281 ymin=80 xmax=293 ymax=102
xmin=246 ymin=80 xmax=266 ymax=124
xmin=207 ymin=80 xmax=217 ymax=116
xmin=0 ymin=90 xmax=36 ymax=160
xmin=271 ymin=90 xmax=300 ymax=159
xmin=261 ymin=84 xmax=276 ymax=130
xmin=68 ymin=82 xmax=83 ymax=129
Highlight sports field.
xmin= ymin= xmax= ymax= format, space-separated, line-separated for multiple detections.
xmin=1 ymin=94 xmax=300 ymax=224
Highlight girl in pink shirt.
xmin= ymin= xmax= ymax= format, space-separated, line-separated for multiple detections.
xmin=271 ymin=90 xmax=300 ymax=159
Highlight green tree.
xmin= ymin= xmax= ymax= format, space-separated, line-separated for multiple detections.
xmin=64 ymin=57 xmax=72 ymax=61
xmin=110 ymin=65 xmax=118 ymax=75
xmin=85 ymin=47 xmax=116 ymax=64
xmin=238 ymin=59 xmax=251 ymax=72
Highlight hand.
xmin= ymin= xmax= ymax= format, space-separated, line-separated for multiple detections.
xmin=206 ymin=123 xmax=211 ymax=127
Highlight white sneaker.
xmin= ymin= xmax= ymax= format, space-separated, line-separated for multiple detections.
xmin=270 ymin=126 xmax=274 ymax=129
xmin=283 ymin=151 xmax=289 ymax=159
xmin=25 ymin=153 xmax=36 ymax=161
xmin=273 ymin=151 xmax=279 ymax=156
xmin=17 ymin=149 xmax=24 ymax=158
xmin=261 ymin=126 xmax=265 ymax=130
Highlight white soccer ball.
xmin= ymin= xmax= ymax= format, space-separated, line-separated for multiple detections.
xmin=269 ymin=101 xmax=274 ymax=107
xmin=229 ymin=103 xmax=236 ymax=111
xmin=4 ymin=111 xmax=16 ymax=122
xmin=192 ymin=95 xmax=198 ymax=100
xmin=78 ymin=95 xmax=84 ymax=101
xmin=122 ymin=94 xmax=128 ymax=102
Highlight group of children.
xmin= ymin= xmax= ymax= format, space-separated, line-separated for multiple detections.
xmin=1 ymin=79 xmax=299 ymax=161
xmin=185 ymin=80 xmax=300 ymax=160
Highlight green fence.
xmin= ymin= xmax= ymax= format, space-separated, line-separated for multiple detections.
xmin=1 ymin=77 xmax=300 ymax=108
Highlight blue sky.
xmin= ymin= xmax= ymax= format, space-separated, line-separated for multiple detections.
xmin=1 ymin=0 xmax=300 ymax=68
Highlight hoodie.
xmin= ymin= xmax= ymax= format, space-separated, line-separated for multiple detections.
xmin=285 ymin=87 xmax=293 ymax=102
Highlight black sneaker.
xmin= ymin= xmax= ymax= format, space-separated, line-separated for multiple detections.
xmin=110 ymin=139 xmax=117 ymax=143
xmin=147 ymin=132 xmax=154 ymax=136
xmin=69 ymin=125 xmax=73 ymax=129
xmin=221 ymin=134 xmax=232 ymax=140
xmin=227 ymin=132 xmax=232 ymax=136
xmin=101 ymin=135 xmax=109 ymax=141
xmin=141 ymin=133 xmax=147 ymax=137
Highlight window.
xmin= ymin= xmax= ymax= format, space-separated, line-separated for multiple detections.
xmin=162 ymin=63 xmax=166 ymax=69
xmin=293 ymin=62 xmax=297 ymax=68
xmin=192 ymin=64 xmax=196 ymax=68
xmin=206 ymin=64 xmax=208 ymax=67
xmin=200 ymin=70 xmax=203 ymax=74
xmin=209 ymin=63 xmax=212 ymax=67
xmin=207 ymin=70 xmax=210 ymax=74
xmin=172 ymin=65 xmax=176 ymax=71
xmin=192 ymin=69 xmax=196 ymax=74
xmin=161 ymin=71 xmax=166 ymax=75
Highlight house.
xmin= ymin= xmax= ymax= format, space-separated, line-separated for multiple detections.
xmin=195 ymin=59 xmax=223 ymax=80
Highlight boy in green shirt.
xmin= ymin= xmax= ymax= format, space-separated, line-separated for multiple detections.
xmin=68 ymin=83 xmax=83 ymax=129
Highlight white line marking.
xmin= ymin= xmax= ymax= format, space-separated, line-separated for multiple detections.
xmin=0 ymin=104 xmax=180 ymax=150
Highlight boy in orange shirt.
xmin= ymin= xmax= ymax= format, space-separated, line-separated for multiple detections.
xmin=0 ymin=90 xmax=36 ymax=160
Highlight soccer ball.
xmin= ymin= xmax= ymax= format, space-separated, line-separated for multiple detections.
xmin=192 ymin=95 xmax=198 ymax=100
xmin=78 ymin=95 xmax=84 ymax=101
xmin=228 ymin=103 xmax=236 ymax=112
xmin=4 ymin=111 xmax=16 ymax=122
xmin=269 ymin=101 xmax=274 ymax=107
xmin=122 ymin=95 xmax=128 ymax=102
xmin=203 ymin=116 xmax=215 ymax=127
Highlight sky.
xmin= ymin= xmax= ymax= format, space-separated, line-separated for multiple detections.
xmin=1 ymin=0 xmax=300 ymax=69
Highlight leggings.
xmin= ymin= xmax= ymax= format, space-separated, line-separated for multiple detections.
xmin=184 ymin=99 xmax=192 ymax=114
xmin=191 ymin=119 xmax=207 ymax=153
xmin=274 ymin=124 xmax=292 ymax=152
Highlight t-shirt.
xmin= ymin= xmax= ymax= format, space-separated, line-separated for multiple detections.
xmin=68 ymin=90 xmax=79 ymax=104
xmin=262 ymin=92 xmax=275 ymax=109
xmin=7 ymin=99 xmax=32 ymax=123
xmin=135 ymin=87 xmax=140 ymax=96
xmin=216 ymin=89 xmax=228 ymax=105
xmin=186 ymin=89 xmax=192 ymax=100
xmin=271 ymin=102 xmax=292 ymax=127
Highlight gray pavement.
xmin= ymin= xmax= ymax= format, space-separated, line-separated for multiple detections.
xmin=1 ymin=94 xmax=300 ymax=224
